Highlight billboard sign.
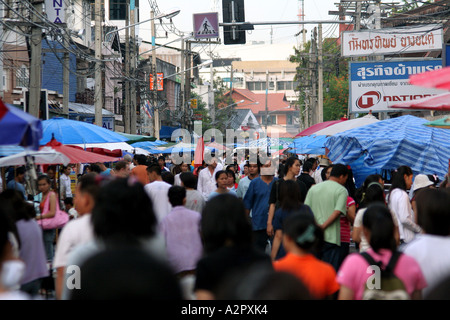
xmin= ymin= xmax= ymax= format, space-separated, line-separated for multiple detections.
xmin=342 ymin=24 xmax=443 ymax=57
xmin=349 ymin=59 xmax=444 ymax=113
xmin=45 ymin=0 xmax=66 ymax=24
xmin=193 ymin=12 xmax=219 ymax=39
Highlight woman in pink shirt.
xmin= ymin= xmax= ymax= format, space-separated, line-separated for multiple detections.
xmin=337 ymin=202 xmax=427 ymax=300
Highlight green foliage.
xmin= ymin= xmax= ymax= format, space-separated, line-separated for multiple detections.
xmin=290 ymin=38 xmax=351 ymax=122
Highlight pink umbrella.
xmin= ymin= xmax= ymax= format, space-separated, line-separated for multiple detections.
xmin=409 ymin=66 xmax=450 ymax=90
xmin=389 ymin=92 xmax=450 ymax=111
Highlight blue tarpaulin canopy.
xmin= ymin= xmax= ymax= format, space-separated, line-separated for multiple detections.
xmin=40 ymin=117 xmax=128 ymax=145
xmin=288 ymin=135 xmax=329 ymax=155
xmin=325 ymin=115 xmax=450 ymax=181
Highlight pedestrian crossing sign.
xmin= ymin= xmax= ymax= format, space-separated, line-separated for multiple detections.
xmin=193 ymin=12 xmax=219 ymax=39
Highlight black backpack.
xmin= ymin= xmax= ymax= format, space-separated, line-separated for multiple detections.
xmin=360 ymin=251 xmax=410 ymax=300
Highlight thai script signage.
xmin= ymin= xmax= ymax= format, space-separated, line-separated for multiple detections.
xmin=349 ymin=60 xmax=444 ymax=113
xmin=342 ymin=24 xmax=443 ymax=57
xmin=45 ymin=0 xmax=66 ymax=24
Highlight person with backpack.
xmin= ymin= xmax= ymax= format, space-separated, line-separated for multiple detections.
xmin=337 ymin=202 xmax=427 ymax=300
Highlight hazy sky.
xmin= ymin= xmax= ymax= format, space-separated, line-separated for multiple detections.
xmin=139 ymin=0 xmax=341 ymax=45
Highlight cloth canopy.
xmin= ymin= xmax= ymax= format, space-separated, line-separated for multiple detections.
xmin=389 ymin=92 xmax=450 ymax=111
xmin=325 ymin=115 xmax=450 ymax=180
xmin=0 ymin=147 xmax=70 ymax=167
xmin=295 ymin=120 xmax=345 ymax=137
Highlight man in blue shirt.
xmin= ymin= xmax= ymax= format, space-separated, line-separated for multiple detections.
xmin=243 ymin=160 xmax=277 ymax=253
xmin=6 ymin=166 xmax=27 ymax=199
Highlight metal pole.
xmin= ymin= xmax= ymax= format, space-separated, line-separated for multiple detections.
xmin=63 ymin=31 xmax=70 ymax=118
xmin=29 ymin=0 xmax=43 ymax=118
xmin=124 ymin=3 xmax=130 ymax=133
xmin=130 ymin=7 xmax=137 ymax=134
xmin=94 ymin=0 xmax=103 ymax=126
xmin=317 ymin=23 xmax=323 ymax=124
xmin=151 ymin=10 xmax=160 ymax=139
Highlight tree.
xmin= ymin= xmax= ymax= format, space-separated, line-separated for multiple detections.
xmin=290 ymin=37 xmax=350 ymax=123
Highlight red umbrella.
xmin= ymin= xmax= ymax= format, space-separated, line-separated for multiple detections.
xmin=389 ymin=92 xmax=450 ymax=111
xmin=409 ymin=66 xmax=450 ymax=90
xmin=41 ymin=138 xmax=120 ymax=163
xmin=295 ymin=120 xmax=347 ymax=137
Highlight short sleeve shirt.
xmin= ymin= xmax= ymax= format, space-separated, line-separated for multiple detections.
xmin=304 ymin=180 xmax=348 ymax=246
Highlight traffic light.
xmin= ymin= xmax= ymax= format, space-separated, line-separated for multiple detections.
xmin=222 ymin=0 xmax=246 ymax=45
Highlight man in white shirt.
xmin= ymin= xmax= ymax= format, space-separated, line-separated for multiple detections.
xmin=197 ymin=157 xmax=223 ymax=200
xmin=54 ymin=173 xmax=98 ymax=300
xmin=144 ymin=165 xmax=172 ymax=223
xmin=59 ymin=165 xmax=73 ymax=201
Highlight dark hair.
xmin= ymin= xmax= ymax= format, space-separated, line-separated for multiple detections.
xmin=0 ymin=206 xmax=11 ymax=262
xmin=70 ymin=247 xmax=182 ymax=300
xmin=91 ymin=178 xmax=157 ymax=246
xmin=279 ymin=180 xmax=302 ymax=211
xmin=132 ymin=154 xmax=145 ymax=165
xmin=89 ymin=163 xmax=102 ymax=174
xmin=359 ymin=183 xmax=385 ymax=209
xmin=321 ymin=165 xmax=334 ymax=181
xmin=64 ymin=197 xmax=74 ymax=206
xmin=329 ymin=163 xmax=349 ymax=178
xmin=114 ymin=160 xmax=128 ymax=172
xmin=47 ymin=165 xmax=56 ymax=172
xmin=158 ymin=156 xmax=166 ymax=162
xmin=168 ymin=186 xmax=186 ymax=207
xmin=180 ymin=172 xmax=197 ymax=189
xmin=356 ymin=174 xmax=383 ymax=205
xmin=415 ymin=188 xmax=450 ymax=236
xmin=389 ymin=165 xmax=413 ymax=193
xmin=15 ymin=166 xmax=26 ymax=175
xmin=302 ymin=161 xmax=313 ymax=173
xmin=215 ymin=264 xmax=312 ymax=300
xmin=344 ymin=167 xmax=356 ymax=200
xmin=161 ymin=171 xmax=174 ymax=185
xmin=0 ymin=189 xmax=35 ymax=221
xmin=363 ymin=202 xmax=396 ymax=253
xmin=147 ymin=164 xmax=161 ymax=176
xmin=283 ymin=211 xmax=323 ymax=251
xmin=78 ymin=173 xmax=101 ymax=200
xmin=201 ymin=194 xmax=252 ymax=253
xmin=284 ymin=157 xmax=300 ymax=176
xmin=37 ymin=175 xmax=51 ymax=184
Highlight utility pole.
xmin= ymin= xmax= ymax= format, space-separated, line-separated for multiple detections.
xmin=264 ymin=70 xmax=269 ymax=135
xmin=209 ymin=60 xmax=214 ymax=123
xmin=124 ymin=3 xmax=130 ymax=133
xmin=317 ymin=23 xmax=323 ymax=124
xmin=151 ymin=10 xmax=159 ymax=139
xmin=310 ymin=27 xmax=317 ymax=125
xmin=180 ymin=37 xmax=185 ymax=128
xmin=130 ymin=5 xmax=137 ymax=134
xmin=184 ymin=40 xmax=191 ymax=131
xmin=94 ymin=0 xmax=103 ymax=127
xmin=29 ymin=0 xmax=44 ymax=118
xmin=63 ymin=30 xmax=70 ymax=117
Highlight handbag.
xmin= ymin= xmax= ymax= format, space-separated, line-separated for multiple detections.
xmin=38 ymin=191 xmax=69 ymax=230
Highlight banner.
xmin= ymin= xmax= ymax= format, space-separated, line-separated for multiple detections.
xmin=349 ymin=59 xmax=444 ymax=113
xmin=341 ymin=24 xmax=443 ymax=57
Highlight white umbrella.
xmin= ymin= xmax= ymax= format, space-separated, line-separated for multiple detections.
xmin=0 ymin=147 xmax=70 ymax=167
xmin=313 ymin=114 xmax=379 ymax=136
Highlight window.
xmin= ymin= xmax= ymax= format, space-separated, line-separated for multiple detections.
xmin=286 ymin=114 xmax=294 ymax=125
xmin=109 ymin=0 xmax=127 ymax=20
xmin=262 ymin=115 xmax=276 ymax=125
xmin=90 ymin=0 xmax=105 ymax=20
xmin=16 ymin=66 xmax=28 ymax=88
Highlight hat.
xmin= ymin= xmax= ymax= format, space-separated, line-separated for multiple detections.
xmin=318 ymin=158 xmax=331 ymax=167
xmin=412 ymin=174 xmax=434 ymax=193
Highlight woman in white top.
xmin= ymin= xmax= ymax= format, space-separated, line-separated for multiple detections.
xmin=387 ymin=166 xmax=422 ymax=245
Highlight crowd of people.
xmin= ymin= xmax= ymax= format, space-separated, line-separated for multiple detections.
xmin=0 ymin=151 xmax=450 ymax=300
